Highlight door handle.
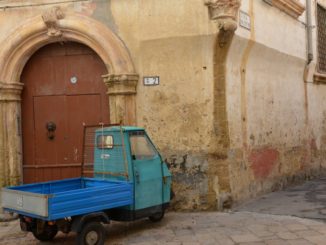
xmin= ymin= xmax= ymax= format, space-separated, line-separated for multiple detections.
xmin=135 ymin=171 xmax=140 ymax=183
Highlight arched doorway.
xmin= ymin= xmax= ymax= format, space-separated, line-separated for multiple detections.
xmin=21 ymin=42 xmax=110 ymax=183
xmin=0 ymin=9 xmax=138 ymax=187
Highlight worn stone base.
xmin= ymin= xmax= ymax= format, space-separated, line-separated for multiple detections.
xmin=165 ymin=144 xmax=326 ymax=211
xmin=229 ymin=144 xmax=326 ymax=206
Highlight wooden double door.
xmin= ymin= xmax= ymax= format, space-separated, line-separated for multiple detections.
xmin=21 ymin=42 xmax=109 ymax=183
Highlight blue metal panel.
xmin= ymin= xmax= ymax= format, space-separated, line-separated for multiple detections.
xmin=127 ymin=131 xmax=164 ymax=210
xmin=132 ymin=155 xmax=163 ymax=209
xmin=94 ymin=131 xmax=126 ymax=179
xmin=93 ymin=129 xmax=135 ymax=185
xmin=97 ymin=126 xmax=144 ymax=132
xmin=49 ymin=185 xmax=132 ymax=220
xmin=3 ymin=178 xmax=133 ymax=221
xmin=162 ymin=162 xmax=172 ymax=204
xmin=7 ymin=178 xmax=83 ymax=195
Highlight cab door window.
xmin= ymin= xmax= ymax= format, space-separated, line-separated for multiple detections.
xmin=129 ymin=133 xmax=157 ymax=160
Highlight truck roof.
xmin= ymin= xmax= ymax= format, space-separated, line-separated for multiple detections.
xmin=95 ymin=126 xmax=144 ymax=132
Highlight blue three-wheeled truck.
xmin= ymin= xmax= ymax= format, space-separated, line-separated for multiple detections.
xmin=1 ymin=125 xmax=172 ymax=245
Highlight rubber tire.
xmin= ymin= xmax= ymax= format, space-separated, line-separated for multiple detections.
xmin=149 ymin=210 xmax=165 ymax=222
xmin=76 ymin=221 xmax=106 ymax=245
xmin=32 ymin=224 xmax=58 ymax=241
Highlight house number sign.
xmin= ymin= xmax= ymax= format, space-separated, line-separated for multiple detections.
xmin=143 ymin=76 xmax=160 ymax=86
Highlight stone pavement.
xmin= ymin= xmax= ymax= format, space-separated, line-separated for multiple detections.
xmin=1 ymin=211 xmax=326 ymax=244
xmin=234 ymin=177 xmax=326 ymax=222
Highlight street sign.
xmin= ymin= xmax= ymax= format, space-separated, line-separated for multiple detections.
xmin=239 ymin=11 xmax=251 ymax=30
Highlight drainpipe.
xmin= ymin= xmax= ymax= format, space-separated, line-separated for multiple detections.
xmin=306 ymin=0 xmax=313 ymax=64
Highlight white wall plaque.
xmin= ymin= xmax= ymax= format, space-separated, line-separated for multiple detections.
xmin=239 ymin=11 xmax=251 ymax=30
xmin=143 ymin=76 xmax=160 ymax=86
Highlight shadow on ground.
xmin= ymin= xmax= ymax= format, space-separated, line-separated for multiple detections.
xmin=234 ymin=177 xmax=326 ymax=222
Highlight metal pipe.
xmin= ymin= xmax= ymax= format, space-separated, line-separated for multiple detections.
xmin=306 ymin=0 xmax=313 ymax=64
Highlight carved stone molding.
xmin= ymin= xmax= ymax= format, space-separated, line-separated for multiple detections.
xmin=103 ymin=74 xmax=139 ymax=95
xmin=204 ymin=0 xmax=241 ymax=32
xmin=268 ymin=0 xmax=305 ymax=18
xmin=42 ymin=7 xmax=65 ymax=37
xmin=103 ymin=74 xmax=138 ymax=125
xmin=0 ymin=13 xmax=136 ymax=83
xmin=0 ymin=82 xmax=23 ymax=101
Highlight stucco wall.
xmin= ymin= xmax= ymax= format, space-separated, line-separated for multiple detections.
xmin=226 ymin=0 xmax=326 ymax=204
xmin=111 ymin=0 xmax=218 ymax=210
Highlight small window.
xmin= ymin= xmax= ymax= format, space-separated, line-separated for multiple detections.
xmin=97 ymin=135 xmax=113 ymax=149
xmin=129 ymin=133 xmax=157 ymax=160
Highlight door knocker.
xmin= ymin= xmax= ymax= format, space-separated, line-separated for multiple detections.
xmin=46 ymin=121 xmax=56 ymax=140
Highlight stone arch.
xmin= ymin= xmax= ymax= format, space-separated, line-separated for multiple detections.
xmin=0 ymin=10 xmax=136 ymax=83
xmin=0 ymin=8 xmax=138 ymax=186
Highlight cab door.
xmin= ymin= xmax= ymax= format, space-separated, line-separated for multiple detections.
xmin=129 ymin=131 xmax=163 ymax=212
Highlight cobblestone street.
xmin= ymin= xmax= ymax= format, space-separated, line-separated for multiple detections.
xmin=1 ymin=211 xmax=326 ymax=244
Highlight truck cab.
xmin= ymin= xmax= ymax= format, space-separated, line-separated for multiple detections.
xmin=92 ymin=126 xmax=172 ymax=221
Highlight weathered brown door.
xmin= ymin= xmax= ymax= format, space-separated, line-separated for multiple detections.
xmin=21 ymin=42 xmax=109 ymax=183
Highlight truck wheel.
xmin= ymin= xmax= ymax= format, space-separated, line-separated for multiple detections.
xmin=32 ymin=224 xmax=58 ymax=241
xmin=149 ymin=210 xmax=165 ymax=222
xmin=77 ymin=221 xmax=105 ymax=245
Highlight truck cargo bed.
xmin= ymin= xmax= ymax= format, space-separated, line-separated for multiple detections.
xmin=2 ymin=178 xmax=133 ymax=220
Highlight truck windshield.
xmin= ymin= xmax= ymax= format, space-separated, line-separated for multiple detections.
xmin=129 ymin=133 xmax=157 ymax=160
